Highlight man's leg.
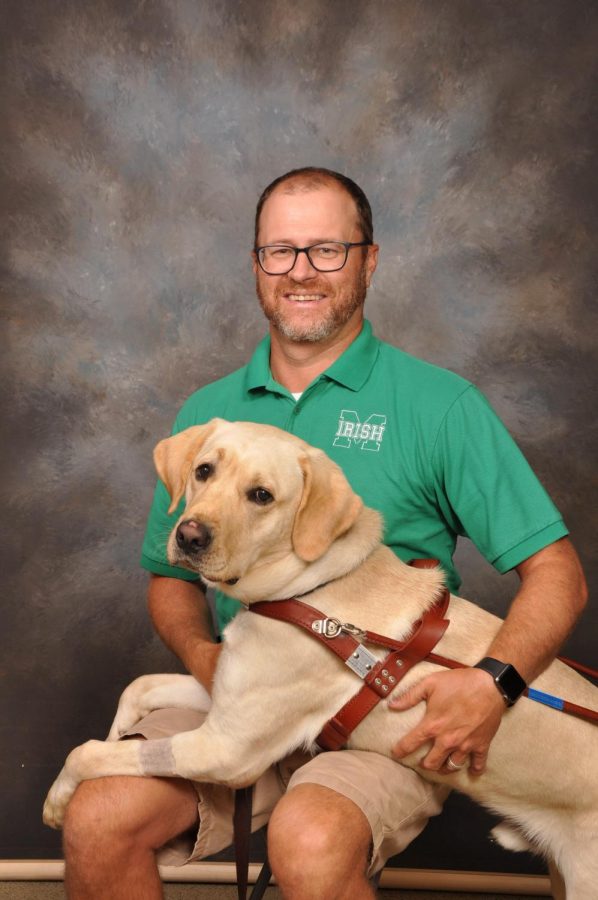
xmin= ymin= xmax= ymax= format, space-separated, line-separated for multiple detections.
xmin=269 ymin=749 xmax=449 ymax=900
xmin=268 ymin=783 xmax=375 ymax=900
xmin=63 ymin=774 xmax=199 ymax=900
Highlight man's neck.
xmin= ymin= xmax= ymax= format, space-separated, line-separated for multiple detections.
xmin=269 ymin=316 xmax=364 ymax=393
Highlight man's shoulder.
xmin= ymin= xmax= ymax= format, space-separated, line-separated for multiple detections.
xmin=375 ymin=336 xmax=473 ymax=403
xmin=175 ymin=362 xmax=250 ymax=429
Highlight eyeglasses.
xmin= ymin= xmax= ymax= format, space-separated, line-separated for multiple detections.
xmin=254 ymin=241 xmax=372 ymax=275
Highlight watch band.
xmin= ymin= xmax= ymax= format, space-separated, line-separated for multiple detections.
xmin=474 ymin=657 xmax=526 ymax=707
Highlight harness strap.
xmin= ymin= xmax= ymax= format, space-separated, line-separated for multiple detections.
xmin=250 ymin=596 xmax=371 ymax=666
xmin=233 ymin=784 xmax=272 ymax=900
xmin=233 ymin=785 xmax=252 ymax=900
xmin=317 ymin=589 xmax=451 ymax=750
xmin=558 ymin=655 xmax=598 ymax=680
xmin=252 ymin=559 xmax=452 ymax=751
xmin=559 ymin=698 xmax=598 ymax=724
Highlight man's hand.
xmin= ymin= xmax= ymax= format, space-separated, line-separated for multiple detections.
xmin=389 ymin=667 xmax=505 ymax=775
xmin=389 ymin=539 xmax=587 ymax=778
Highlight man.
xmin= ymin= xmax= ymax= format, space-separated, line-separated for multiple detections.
xmin=62 ymin=168 xmax=587 ymax=900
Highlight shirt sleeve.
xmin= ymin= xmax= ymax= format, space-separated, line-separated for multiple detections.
xmin=431 ymin=385 xmax=568 ymax=572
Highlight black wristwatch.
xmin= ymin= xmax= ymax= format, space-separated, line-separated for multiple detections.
xmin=474 ymin=657 xmax=527 ymax=707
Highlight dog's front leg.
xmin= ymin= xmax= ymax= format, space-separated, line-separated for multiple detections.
xmin=107 ymin=674 xmax=211 ymax=740
xmin=43 ymin=717 xmax=276 ymax=831
xmin=43 ymin=737 xmax=150 ymax=829
xmin=140 ymin=719 xmax=279 ymax=788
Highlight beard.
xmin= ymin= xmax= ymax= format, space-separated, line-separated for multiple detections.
xmin=256 ymin=265 xmax=369 ymax=343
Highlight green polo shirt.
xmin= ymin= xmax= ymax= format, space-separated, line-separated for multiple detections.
xmin=141 ymin=320 xmax=567 ymax=634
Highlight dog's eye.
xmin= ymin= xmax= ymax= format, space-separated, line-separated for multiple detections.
xmin=195 ymin=463 xmax=213 ymax=481
xmin=248 ymin=487 xmax=274 ymax=505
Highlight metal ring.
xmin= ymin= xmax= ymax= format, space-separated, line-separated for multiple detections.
xmin=446 ymin=754 xmax=466 ymax=771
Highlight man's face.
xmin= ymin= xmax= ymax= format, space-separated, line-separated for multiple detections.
xmin=253 ymin=184 xmax=378 ymax=343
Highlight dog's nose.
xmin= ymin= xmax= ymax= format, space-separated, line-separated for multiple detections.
xmin=176 ymin=519 xmax=212 ymax=554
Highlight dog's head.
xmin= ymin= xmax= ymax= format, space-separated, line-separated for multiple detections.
xmin=154 ymin=419 xmax=364 ymax=596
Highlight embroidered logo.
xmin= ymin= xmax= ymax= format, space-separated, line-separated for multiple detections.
xmin=333 ymin=410 xmax=387 ymax=452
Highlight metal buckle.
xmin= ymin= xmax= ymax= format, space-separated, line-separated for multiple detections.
xmin=345 ymin=644 xmax=379 ymax=678
xmin=311 ymin=618 xmax=366 ymax=640
xmin=310 ymin=617 xmax=377 ymax=679
xmin=311 ymin=617 xmax=342 ymax=638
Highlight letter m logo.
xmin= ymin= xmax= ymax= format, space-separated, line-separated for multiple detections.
xmin=333 ymin=410 xmax=387 ymax=452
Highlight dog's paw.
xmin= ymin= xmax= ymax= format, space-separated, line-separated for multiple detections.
xmin=106 ymin=702 xmax=138 ymax=741
xmin=107 ymin=675 xmax=157 ymax=740
xmin=42 ymin=768 xmax=77 ymax=830
xmin=107 ymin=674 xmax=211 ymax=741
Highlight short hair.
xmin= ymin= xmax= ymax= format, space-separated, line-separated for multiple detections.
xmin=254 ymin=167 xmax=374 ymax=246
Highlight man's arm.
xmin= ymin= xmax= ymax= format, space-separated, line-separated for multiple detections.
xmin=390 ymin=537 xmax=587 ymax=775
xmin=148 ymin=574 xmax=222 ymax=692
xmin=485 ymin=536 xmax=587 ymax=681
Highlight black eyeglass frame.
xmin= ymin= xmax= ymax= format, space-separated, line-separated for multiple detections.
xmin=254 ymin=240 xmax=372 ymax=275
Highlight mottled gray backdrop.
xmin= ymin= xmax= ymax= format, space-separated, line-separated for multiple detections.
xmin=1 ymin=0 xmax=596 ymax=874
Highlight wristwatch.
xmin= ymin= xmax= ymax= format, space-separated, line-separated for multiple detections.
xmin=474 ymin=657 xmax=527 ymax=707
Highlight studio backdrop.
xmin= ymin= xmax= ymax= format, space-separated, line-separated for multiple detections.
xmin=1 ymin=0 xmax=596 ymax=882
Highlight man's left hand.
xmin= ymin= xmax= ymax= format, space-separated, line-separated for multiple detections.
xmin=389 ymin=668 xmax=506 ymax=775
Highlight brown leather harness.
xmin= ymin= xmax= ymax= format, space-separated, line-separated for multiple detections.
xmin=252 ymin=558 xmax=455 ymax=750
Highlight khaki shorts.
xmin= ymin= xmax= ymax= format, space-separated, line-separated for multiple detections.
xmin=123 ymin=708 xmax=448 ymax=875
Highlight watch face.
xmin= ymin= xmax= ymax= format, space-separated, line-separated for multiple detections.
xmin=475 ymin=658 xmax=526 ymax=705
xmin=498 ymin=664 xmax=526 ymax=702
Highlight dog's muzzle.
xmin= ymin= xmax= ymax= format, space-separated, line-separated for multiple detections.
xmin=176 ymin=519 xmax=212 ymax=555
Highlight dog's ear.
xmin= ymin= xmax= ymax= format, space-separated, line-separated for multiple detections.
xmin=292 ymin=449 xmax=363 ymax=562
xmin=153 ymin=421 xmax=219 ymax=514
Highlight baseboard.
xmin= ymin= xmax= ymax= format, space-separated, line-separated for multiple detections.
xmin=0 ymin=859 xmax=552 ymax=894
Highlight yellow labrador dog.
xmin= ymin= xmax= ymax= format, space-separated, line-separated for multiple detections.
xmin=44 ymin=420 xmax=598 ymax=897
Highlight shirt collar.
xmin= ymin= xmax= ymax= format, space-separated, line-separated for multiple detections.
xmin=245 ymin=320 xmax=380 ymax=394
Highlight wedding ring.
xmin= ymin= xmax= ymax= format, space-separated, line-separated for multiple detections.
xmin=446 ymin=754 xmax=466 ymax=771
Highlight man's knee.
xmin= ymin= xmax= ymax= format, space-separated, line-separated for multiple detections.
xmin=268 ymin=784 xmax=372 ymax=884
xmin=63 ymin=774 xmax=198 ymax=860
xmin=64 ymin=777 xmax=146 ymax=858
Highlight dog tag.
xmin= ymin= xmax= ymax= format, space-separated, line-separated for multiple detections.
xmin=345 ymin=645 xmax=378 ymax=679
